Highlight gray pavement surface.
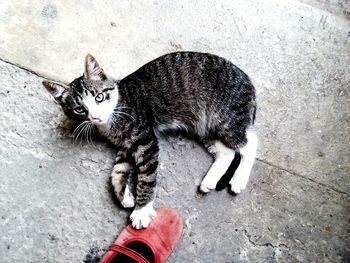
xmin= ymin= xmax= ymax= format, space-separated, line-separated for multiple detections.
xmin=0 ymin=0 xmax=349 ymax=262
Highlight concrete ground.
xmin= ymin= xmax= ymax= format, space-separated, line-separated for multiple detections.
xmin=0 ymin=0 xmax=349 ymax=262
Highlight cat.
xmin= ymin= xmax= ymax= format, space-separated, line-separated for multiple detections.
xmin=42 ymin=52 xmax=257 ymax=229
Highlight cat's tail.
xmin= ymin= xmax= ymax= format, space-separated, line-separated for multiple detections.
xmin=250 ymin=102 xmax=257 ymax=126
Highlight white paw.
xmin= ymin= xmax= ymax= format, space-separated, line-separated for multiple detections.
xmin=200 ymin=177 xmax=217 ymax=193
xmin=130 ymin=202 xmax=157 ymax=229
xmin=121 ymin=185 xmax=135 ymax=208
xmin=229 ymin=175 xmax=248 ymax=194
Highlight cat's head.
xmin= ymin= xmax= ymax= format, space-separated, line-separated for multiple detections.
xmin=43 ymin=54 xmax=118 ymax=126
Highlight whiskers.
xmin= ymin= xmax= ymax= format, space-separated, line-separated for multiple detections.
xmin=72 ymin=106 xmax=133 ymax=145
xmin=72 ymin=120 xmax=96 ymax=146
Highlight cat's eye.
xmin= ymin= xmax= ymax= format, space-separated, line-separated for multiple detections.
xmin=95 ymin=93 xmax=104 ymax=103
xmin=74 ymin=107 xmax=85 ymax=114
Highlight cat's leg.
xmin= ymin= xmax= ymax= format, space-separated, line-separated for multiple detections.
xmin=111 ymin=151 xmax=135 ymax=208
xmin=130 ymin=133 xmax=159 ymax=229
xmin=229 ymin=128 xmax=258 ymax=194
xmin=200 ymin=140 xmax=236 ymax=193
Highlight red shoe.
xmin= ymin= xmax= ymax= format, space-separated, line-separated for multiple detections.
xmin=100 ymin=208 xmax=183 ymax=263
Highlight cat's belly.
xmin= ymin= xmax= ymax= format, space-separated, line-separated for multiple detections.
xmin=156 ymin=120 xmax=189 ymax=134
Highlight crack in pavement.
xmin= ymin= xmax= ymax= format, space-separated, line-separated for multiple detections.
xmin=0 ymin=57 xmax=51 ymax=80
xmin=243 ymin=229 xmax=289 ymax=250
xmin=256 ymin=158 xmax=349 ymax=196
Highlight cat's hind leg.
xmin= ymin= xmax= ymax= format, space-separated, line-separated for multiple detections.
xmin=229 ymin=128 xmax=258 ymax=194
xmin=200 ymin=140 xmax=236 ymax=193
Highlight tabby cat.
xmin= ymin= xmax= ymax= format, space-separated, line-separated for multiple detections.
xmin=43 ymin=52 xmax=257 ymax=229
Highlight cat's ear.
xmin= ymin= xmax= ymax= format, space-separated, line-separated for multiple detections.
xmin=42 ymin=80 xmax=68 ymax=103
xmin=84 ymin=54 xmax=107 ymax=81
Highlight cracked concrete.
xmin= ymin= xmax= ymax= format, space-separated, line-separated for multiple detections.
xmin=256 ymin=158 xmax=350 ymax=196
xmin=0 ymin=0 xmax=349 ymax=262
xmin=242 ymin=229 xmax=289 ymax=250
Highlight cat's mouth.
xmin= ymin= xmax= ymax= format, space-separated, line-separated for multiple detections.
xmin=90 ymin=117 xmax=108 ymax=125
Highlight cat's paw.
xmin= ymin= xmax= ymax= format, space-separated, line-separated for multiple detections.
xmin=130 ymin=202 xmax=157 ymax=229
xmin=229 ymin=175 xmax=248 ymax=194
xmin=200 ymin=176 xmax=218 ymax=193
xmin=121 ymin=185 xmax=135 ymax=208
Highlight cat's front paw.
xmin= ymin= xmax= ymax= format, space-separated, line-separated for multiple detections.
xmin=130 ymin=202 xmax=157 ymax=229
